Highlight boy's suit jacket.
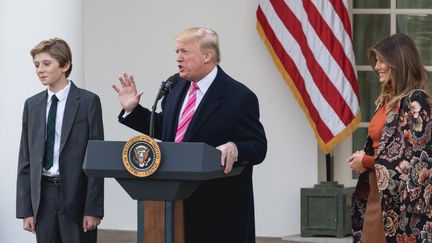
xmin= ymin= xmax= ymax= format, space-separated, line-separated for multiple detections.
xmin=16 ymin=81 xmax=104 ymax=223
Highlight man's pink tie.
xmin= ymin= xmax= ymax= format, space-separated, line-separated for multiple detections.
xmin=175 ymin=82 xmax=198 ymax=142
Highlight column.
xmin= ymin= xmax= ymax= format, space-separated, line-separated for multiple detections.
xmin=0 ymin=1 xmax=83 ymax=242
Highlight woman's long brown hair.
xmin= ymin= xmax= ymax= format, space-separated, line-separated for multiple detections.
xmin=368 ymin=33 xmax=429 ymax=110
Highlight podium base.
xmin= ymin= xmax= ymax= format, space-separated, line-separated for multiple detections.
xmin=137 ymin=201 xmax=184 ymax=243
xmin=300 ymin=181 xmax=354 ymax=238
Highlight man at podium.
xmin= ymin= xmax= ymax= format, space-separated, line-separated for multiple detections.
xmin=113 ymin=27 xmax=267 ymax=243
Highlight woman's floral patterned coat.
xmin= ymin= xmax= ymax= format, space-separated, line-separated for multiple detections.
xmin=352 ymin=90 xmax=432 ymax=242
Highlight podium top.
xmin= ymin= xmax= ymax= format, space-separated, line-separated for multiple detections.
xmin=83 ymin=140 xmax=243 ymax=181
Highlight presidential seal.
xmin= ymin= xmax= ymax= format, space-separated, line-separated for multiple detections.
xmin=122 ymin=135 xmax=161 ymax=177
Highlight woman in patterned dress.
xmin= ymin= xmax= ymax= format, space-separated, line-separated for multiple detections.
xmin=349 ymin=33 xmax=432 ymax=242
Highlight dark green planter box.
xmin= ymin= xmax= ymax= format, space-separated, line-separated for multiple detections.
xmin=301 ymin=181 xmax=354 ymax=238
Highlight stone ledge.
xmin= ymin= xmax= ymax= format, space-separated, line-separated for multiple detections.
xmin=98 ymin=229 xmax=289 ymax=243
xmin=283 ymin=234 xmax=351 ymax=243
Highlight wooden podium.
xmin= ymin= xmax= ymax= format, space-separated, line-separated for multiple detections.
xmin=83 ymin=141 xmax=243 ymax=243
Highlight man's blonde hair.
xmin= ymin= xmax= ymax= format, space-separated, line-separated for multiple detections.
xmin=176 ymin=27 xmax=221 ymax=64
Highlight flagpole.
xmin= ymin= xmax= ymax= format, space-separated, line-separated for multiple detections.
xmin=325 ymin=153 xmax=333 ymax=182
xmin=258 ymin=0 xmax=357 ymax=237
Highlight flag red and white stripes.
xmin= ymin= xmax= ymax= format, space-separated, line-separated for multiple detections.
xmin=257 ymin=0 xmax=361 ymax=153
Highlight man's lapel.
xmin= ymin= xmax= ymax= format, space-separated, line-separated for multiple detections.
xmin=60 ymin=82 xmax=80 ymax=154
xmin=163 ymin=79 xmax=189 ymax=141
xmin=34 ymin=91 xmax=48 ymax=163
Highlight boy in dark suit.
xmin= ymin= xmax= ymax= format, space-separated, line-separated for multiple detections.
xmin=16 ymin=38 xmax=104 ymax=243
xmin=113 ymin=27 xmax=267 ymax=243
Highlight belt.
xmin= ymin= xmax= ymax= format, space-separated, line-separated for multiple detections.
xmin=41 ymin=175 xmax=61 ymax=185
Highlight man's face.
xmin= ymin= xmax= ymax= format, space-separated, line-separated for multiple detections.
xmin=33 ymin=52 xmax=69 ymax=90
xmin=175 ymin=38 xmax=207 ymax=82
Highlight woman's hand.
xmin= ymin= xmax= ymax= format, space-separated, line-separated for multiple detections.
xmin=347 ymin=150 xmax=367 ymax=174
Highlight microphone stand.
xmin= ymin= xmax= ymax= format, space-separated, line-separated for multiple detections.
xmin=149 ymin=81 xmax=166 ymax=138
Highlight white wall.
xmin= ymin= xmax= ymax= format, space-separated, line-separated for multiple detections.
xmin=0 ymin=1 xmax=83 ymax=242
xmin=83 ymin=0 xmax=319 ymax=237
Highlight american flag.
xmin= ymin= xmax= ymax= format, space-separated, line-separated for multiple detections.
xmin=257 ymin=0 xmax=361 ymax=154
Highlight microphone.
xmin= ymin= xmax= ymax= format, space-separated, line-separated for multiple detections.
xmin=150 ymin=74 xmax=179 ymax=138
xmin=156 ymin=74 xmax=179 ymax=100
